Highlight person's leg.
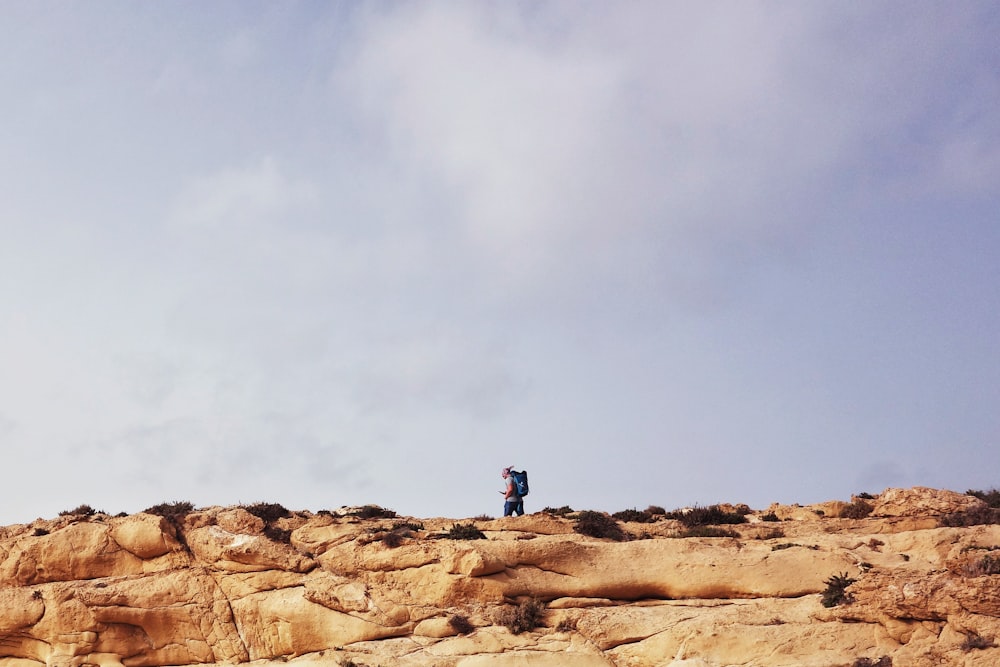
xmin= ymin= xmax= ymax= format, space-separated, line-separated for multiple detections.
xmin=515 ymin=500 xmax=524 ymax=516
xmin=504 ymin=500 xmax=514 ymax=516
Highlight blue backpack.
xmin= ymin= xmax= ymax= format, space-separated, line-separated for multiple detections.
xmin=511 ymin=470 xmax=529 ymax=496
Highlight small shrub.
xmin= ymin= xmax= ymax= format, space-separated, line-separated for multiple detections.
xmin=543 ymin=506 xmax=575 ymax=516
xmin=967 ymin=489 xmax=1000 ymax=508
xmin=855 ymin=491 xmax=875 ymax=500
xmin=842 ymin=499 xmax=874 ymax=519
xmin=350 ymin=505 xmax=397 ymax=520
xmin=242 ymin=502 xmax=291 ymax=523
xmin=60 ymin=504 xmax=98 ymax=518
xmin=445 ymin=523 xmax=486 ymax=540
xmin=960 ymin=631 xmax=995 ymax=651
xmin=496 ymin=598 xmax=546 ymax=634
xmin=645 ymin=505 xmax=666 ymax=516
xmin=940 ymin=506 xmax=1000 ymax=527
xmin=32 ymin=528 xmax=49 ymax=537
xmin=757 ymin=527 xmax=785 ymax=540
xmin=555 ymin=617 xmax=577 ymax=632
xmin=392 ymin=520 xmax=424 ymax=532
xmin=678 ymin=525 xmax=740 ymax=538
xmin=144 ymin=501 xmax=195 ymax=520
xmin=760 ymin=512 xmax=780 ymax=522
xmin=852 ymin=657 xmax=891 ymax=667
xmin=31 ymin=590 xmax=43 ymax=600
xmin=263 ymin=525 xmax=292 ymax=544
xmin=573 ymin=511 xmax=628 ymax=541
xmin=962 ymin=554 xmax=1000 ymax=577
xmin=664 ymin=505 xmax=748 ymax=527
xmin=612 ymin=508 xmax=655 ymax=523
xmin=380 ymin=529 xmax=409 ymax=548
xmin=821 ymin=572 xmax=856 ymax=607
xmin=448 ymin=614 xmax=475 ymax=635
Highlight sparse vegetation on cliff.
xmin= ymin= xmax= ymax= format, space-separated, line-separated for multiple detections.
xmin=573 ymin=511 xmax=628 ymax=541
xmin=842 ymin=498 xmax=874 ymax=519
xmin=821 ymin=572 xmax=856 ymax=607
xmin=496 ymin=598 xmax=546 ymax=634
xmin=144 ymin=501 xmax=195 ymax=520
xmin=968 ymin=488 xmax=1000 ymax=507
xmin=60 ymin=504 xmax=99 ymax=518
xmin=444 ymin=523 xmax=486 ymax=540
xmin=664 ymin=504 xmax=749 ymax=527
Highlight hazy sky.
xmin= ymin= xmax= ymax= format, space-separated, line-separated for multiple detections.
xmin=2 ymin=2 xmax=998 ymax=525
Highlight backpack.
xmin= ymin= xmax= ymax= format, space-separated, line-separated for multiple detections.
xmin=511 ymin=470 xmax=529 ymax=496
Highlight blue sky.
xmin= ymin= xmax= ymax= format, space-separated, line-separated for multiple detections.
xmin=1 ymin=2 xmax=998 ymax=525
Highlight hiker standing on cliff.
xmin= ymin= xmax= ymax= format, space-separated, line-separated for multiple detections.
xmin=501 ymin=466 xmax=525 ymax=517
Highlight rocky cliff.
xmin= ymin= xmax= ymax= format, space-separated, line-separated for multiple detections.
xmin=1 ymin=487 xmax=998 ymax=667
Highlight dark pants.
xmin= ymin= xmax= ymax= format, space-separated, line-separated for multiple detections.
xmin=504 ymin=499 xmax=524 ymax=516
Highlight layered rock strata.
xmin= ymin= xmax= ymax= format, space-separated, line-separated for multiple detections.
xmin=0 ymin=487 xmax=997 ymax=666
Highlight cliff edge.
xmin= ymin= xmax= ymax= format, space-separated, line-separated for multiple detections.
xmin=1 ymin=486 xmax=998 ymax=667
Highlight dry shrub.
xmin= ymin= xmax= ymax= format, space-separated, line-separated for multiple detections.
xmin=144 ymin=501 xmax=195 ymax=520
xmin=842 ymin=499 xmax=873 ymax=519
xmin=853 ymin=657 xmax=891 ymax=667
xmin=664 ymin=505 xmax=748 ymax=526
xmin=242 ymin=502 xmax=291 ymax=523
xmin=573 ymin=511 xmax=628 ymax=541
xmin=496 ymin=599 xmax=546 ymax=634
xmin=940 ymin=505 xmax=1000 ymax=527
xmin=678 ymin=525 xmax=740 ymax=538
xmin=59 ymin=505 xmax=98 ymax=518
xmin=612 ymin=508 xmax=656 ymax=523
xmin=961 ymin=631 xmax=995 ymax=651
xmin=350 ymin=505 xmax=397 ymax=520
xmin=448 ymin=614 xmax=475 ymax=635
xmin=445 ymin=523 xmax=486 ymax=540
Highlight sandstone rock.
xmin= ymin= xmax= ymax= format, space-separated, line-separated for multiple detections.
xmin=110 ymin=514 xmax=182 ymax=559
xmin=871 ymin=486 xmax=985 ymax=517
xmin=186 ymin=525 xmax=316 ymax=573
xmin=0 ymin=488 xmax=998 ymax=667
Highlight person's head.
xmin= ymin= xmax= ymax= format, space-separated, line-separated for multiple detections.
xmin=501 ymin=466 xmax=512 ymax=478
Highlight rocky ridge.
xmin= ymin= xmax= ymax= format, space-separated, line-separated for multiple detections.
xmin=0 ymin=487 xmax=998 ymax=667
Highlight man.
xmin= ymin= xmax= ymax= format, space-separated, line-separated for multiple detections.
xmin=501 ymin=466 xmax=524 ymax=516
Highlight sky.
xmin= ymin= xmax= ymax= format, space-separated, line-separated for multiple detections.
xmin=1 ymin=2 xmax=998 ymax=525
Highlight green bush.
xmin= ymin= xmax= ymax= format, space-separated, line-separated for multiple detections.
xmin=573 ymin=511 xmax=628 ymax=541
xmin=821 ymin=572 xmax=856 ymax=607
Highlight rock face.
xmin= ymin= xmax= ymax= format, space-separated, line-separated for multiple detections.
xmin=0 ymin=488 xmax=998 ymax=667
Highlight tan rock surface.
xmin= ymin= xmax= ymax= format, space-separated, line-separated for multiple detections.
xmin=0 ymin=487 xmax=998 ymax=667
